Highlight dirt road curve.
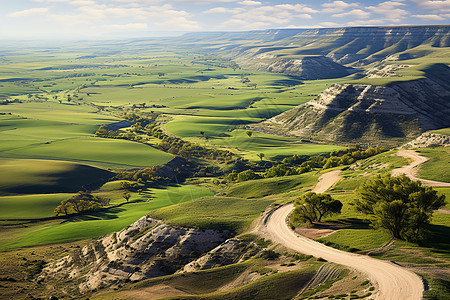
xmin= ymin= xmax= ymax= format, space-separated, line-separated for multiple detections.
xmin=264 ymin=170 xmax=424 ymax=300
xmin=312 ymin=170 xmax=342 ymax=193
xmin=393 ymin=150 xmax=450 ymax=187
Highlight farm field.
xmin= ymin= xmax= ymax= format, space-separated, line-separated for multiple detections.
xmin=0 ymin=184 xmax=213 ymax=249
xmin=0 ymin=46 xmax=343 ymax=254
xmin=0 ymin=33 xmax=449 ymax=300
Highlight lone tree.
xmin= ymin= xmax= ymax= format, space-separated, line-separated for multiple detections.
xmin=123 ymin=192 xmax=131 ymax=202
xmin=292 ymin=192 xmax=343 ymax=224
xmin=355 ymin=174 xmax=446 ymax=242
xmin=257 ymin=152 xmax=265 ymax=162
xmin=246 ymin=130 xmax=253 ymax=138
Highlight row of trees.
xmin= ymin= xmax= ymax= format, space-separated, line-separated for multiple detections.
xmin=225 ymin=146 xmax=386 ymax=183
xmin=291 ymin=175 xmax=446 ymax=243
xmin=96 ymin=113 xmax=236 ymax=163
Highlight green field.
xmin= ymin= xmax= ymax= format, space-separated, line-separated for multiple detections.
xmin=1 ymin=184 xmax=213 ymax=249
xmin=150 ymin=196 xmax=273 ymax=232
xmin=227 ymin=173 xmax=319 ymax=199
xmin=0 ymin=103 xmax=173 ymax=169
xmin=0 ymin=193 xmax=74 ymax=219
xmin=0 ymin=158 xmax=113 ymax=195
xmin=417 ymin=148 xmax=450 ymax=183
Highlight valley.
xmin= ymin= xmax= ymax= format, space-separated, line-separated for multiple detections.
xmin=0 ymin=25 xmax=449 ymax=300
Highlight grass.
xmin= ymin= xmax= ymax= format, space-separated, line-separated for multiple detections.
xmin=203 ymin=130 xmax=344 ymax=161
xmin=0 ymin=158 xmax=113 ymax=195
xmin=430 ymin=128 xmax=450 ymax=135
xmin=150 ymin=196 xmax=274 ymax=232
xmin=171 ymin=265 xmax=318 ymax=300
xmin=0 ymin=102 xmax=173 ymax=169
xmin=94 ymin=260 xmax=320 ymax=300
xmin=226 ymin=173 xmax=319 ymax=199
xmin=435 ymin=188 xmax=450 ymax=209
xmin=0 ymin=184 xmax=213 ymax=249
xmin=0 ymin=193 xmax=74 ymax=219
xmin=118 ymin=262 xmax=251 ymax=296
xmin=331 ymin=150 xmax=409 ymax=192
xmin=417 ymin=148 xmax=450 ymax=183
xmin=6 ymin=136 xmax=173 ymax=169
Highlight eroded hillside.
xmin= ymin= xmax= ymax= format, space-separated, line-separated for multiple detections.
xmin=252 ymin=66 xmax=450 ymax=144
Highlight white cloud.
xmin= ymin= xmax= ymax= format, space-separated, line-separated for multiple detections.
xmin=274 ymin=4 xmax=318 ymax=13
xmin=346 ymin=19 xmax=386 ymax=26
xmin=238 ymin=0 xmax=261 ymax=5
xmin=322 ymin=1 xmax=358 ymax=13
xmin=333 ymin=9 xmax=371 ymax=19
xmin=320 ymin=21 xmax=341 ymax=27
xmin=8 ymin=8 xmax=49 ymax=17
xmin=70 ymin=0 xmax=96 ymax=5
xmin=107 ymin=23 xmax=148 ymax=30
xmin=32 ymin=0 xmax=69 ymax=2
xmin=203 ymin=7 xmax=242 ymax=13
xmin=412 ymin=14 xmax=446 ymax=20
xmin=213 ymin=3 xmax=318 ymax=31
xmin=367 ymin=1 xmax=408 ymax=21
xmin=412 ymin=0 xmax=450 ymax=10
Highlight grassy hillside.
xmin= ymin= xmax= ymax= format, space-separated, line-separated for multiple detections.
xmin=227 ymin=173 xmax=318 ymax=199
xmin=1 ymin=184 xmax=213 ymax=249
xmin=150 ymin=196 xmax=273 ymax=232
xmin=417 ymin=148 xmax=450 ymax=183
xmin=0 ymin=158 xmax=113 ymax=195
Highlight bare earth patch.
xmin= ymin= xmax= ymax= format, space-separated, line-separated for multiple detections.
xmin=295 ymin=222 xmax=343 ymax=239
xmin=118 ymin=283 xmax=189 ymax=300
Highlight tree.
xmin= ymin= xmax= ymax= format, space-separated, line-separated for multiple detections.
xmin=257 ymin=152 xmax=264 ymax=162
xmin=237 ymin=169 xmax=259 ymax=182
xmin=292 ymin=192 xmax=343 ymax=224
xmin=355 ymin=175 xmax=446 ymax=242
xmin=246 ymin=130 xmax=253 ymax=138
xmin=123 ymin=192 xmax=131 ymax=202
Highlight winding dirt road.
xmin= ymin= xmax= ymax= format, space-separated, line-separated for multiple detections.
xmin=393 ymin=150 xmax=450 ymax=187
xmin=264 ymin=170 xmax=424 ymax=300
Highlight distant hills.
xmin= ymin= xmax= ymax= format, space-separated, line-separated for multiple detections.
xmin=251 ymin=64 xmax=450 ymax=145
xmin=175 ymin=25 xmax=450 ymax=80
xmin=174 ymin=25 xmax=450 ymax=144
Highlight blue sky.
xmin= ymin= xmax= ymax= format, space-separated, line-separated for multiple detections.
xmin=0 ymin=0 xmax=449 ymax=39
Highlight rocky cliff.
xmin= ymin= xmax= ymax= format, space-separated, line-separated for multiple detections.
xmin=39 ymin=216 xmax=231 ymax=293
xmin=253 ymin=76 xmax=450 ymax=144
xmin=183 ymin=25 xmax=450 ymax=79
xmin=242 ymin=55 xmax=353 ymax=80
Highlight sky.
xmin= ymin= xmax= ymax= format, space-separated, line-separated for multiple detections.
xmin=0 ymin=0 xmax=449 ymax=40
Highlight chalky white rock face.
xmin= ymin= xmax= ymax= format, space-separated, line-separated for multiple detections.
xmin=246 ymin=56 xmax=352 ymax=80
xmin=254 ymin=77 xmax=450 ymax=144
xmin=39 ymin=216 xmax=230 ymax=293
xmin=402 ymin=132 xmax=450 ymax=149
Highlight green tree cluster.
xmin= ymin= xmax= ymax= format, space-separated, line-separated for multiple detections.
xmin=355 ymin=175 xmax=446 ymax=242
xmin=291 ymin=192 xmax=343 ymax=224
xmin=54 ymin=192 xmax=110 ymax=216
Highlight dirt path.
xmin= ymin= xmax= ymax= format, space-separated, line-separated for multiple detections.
xmin=263 ymin=170 xmax=424 ymax=300
xmin=393 ymin=150 xmax=450 ymax=187
xmin=312 ymin=170 xmax=342 ymax=193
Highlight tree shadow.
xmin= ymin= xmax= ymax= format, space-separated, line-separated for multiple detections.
xmin=318 ymin=218 xmax=371 ymax=230
xmin=61 ymin=206 xmax=127 ymax=223
xmin=422 ymin=224 xmax=450 ymax=253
